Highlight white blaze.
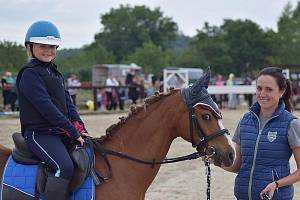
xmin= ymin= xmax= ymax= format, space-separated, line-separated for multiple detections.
xmin=218 ymin=119 xmax=235 ymax=150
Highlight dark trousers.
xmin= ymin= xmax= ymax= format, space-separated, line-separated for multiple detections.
xmin=119 ymin=99 xmax=125 ymax=110
xmin=2 ymin=90 xmax=11 ymax=106
xmin=10 ymin=92 xmax=17 ymax=111
xmin=24 ymin=130 xmax=74 ymax=180
xmin=128 ymin=88 xmax=138 ymax=104
xmin=2 ymin=90 xmax=17 ymax=111
xmin=106 ymin=91 xmax=115 ymax=110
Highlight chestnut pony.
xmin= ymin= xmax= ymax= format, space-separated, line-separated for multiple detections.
xmin=0 ymin=68 xmax=234 ymax=200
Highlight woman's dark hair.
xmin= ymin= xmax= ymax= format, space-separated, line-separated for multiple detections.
xmin=257 ymin=67 xmax=293 ymax=112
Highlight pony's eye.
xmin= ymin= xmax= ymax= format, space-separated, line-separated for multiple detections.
xmin=202 ymin=114 xmax=211 ymax=121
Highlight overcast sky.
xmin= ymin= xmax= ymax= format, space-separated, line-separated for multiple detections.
xmin=0 ymin=0 xmax=298 ymax=49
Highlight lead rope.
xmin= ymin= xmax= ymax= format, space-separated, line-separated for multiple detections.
xmin=205 ymin=156 xmax=211 ymax=200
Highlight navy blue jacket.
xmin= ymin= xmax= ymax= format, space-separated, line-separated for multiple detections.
xmin=235 ymin=101 xmax=296 ymax=200
xmin=17 ymin=59 xmax=81 ymax=139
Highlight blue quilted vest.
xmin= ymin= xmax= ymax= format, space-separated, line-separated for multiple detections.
xmin=16 ymin=59 xmax=68 ymax=134
xmin=234 ymin=101 xmax=296 ymax=200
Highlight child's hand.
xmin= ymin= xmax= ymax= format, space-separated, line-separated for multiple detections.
xmin=77 ymin=136 xmax=85 ymax=146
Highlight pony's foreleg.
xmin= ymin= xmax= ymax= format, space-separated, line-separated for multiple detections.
xmin=0 ymin=144 xmax=11 ymax=178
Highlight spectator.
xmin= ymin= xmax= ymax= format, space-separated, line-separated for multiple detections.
xmin=1 ymin=71 xmax=15 ymax=111
xmin=105 ymin=74 xmax=119 ymax=110
xmin=139 ymin=78 xmax=145 ymax=100
xmin=10 ymin=80 xmax=18 ymax=111
xmin=159 ymin=74 xmax=164 ymax=92
xmin=292 ymin=81 xmax=300 ymax=107
xmin=125 ymin=69 xmax=134 ymax=86
xmin=67 ymin=74 xmax=81 ymax=106
xmin=97 ymin=88 xmax=107 ymax=111
xmin=146 ymin=82 xmax=156 ymax=97
xmin=244 ymin=74 xmax=253 ymax=107
xmin=126 ymin=70 xmax=139 ymax=104
xmin=215 ymin=74 xmax=225 ymax=109
xmin=227 ymin=73 xmax=237 ymax=109
xmin=117 ymin=81 xmax=126 ymax=110
xmin=144 ymin=74 xmax=158 ymax=97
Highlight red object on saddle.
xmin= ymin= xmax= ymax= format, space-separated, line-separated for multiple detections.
xmin=73 ymin=121 xmax=87 ymax=135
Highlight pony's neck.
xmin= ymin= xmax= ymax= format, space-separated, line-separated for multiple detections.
xmin=97 ymin=91 xmax=186 ymax=197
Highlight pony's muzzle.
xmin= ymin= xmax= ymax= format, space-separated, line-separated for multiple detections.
xmin=223 ymin=148 xmax=235 ymax=167
xmin=212 ymin=146 xmax=235 ymax=167
xmin=227 ymin=149 xmax=235 ymax=165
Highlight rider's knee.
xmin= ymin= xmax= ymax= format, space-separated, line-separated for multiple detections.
xmin=59 ymin=159 xmax=74 ymax=180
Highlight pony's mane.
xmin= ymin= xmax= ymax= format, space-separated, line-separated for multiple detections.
xmin=94 ymin=88 xmax=178 ymax=144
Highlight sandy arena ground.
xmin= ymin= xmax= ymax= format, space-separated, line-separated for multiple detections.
xmin=0 ymin=109 xmax=299 ymax=199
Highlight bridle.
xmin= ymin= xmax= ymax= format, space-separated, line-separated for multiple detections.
xmin=89 ymin=90 xmax=230 ymax=200
xmin=181 ymin=86 xmax=230 ymax=200
xmin=180 ymin=81 xmax=230 ymax=157
xmin=187 ymin=104 xmax=229 ymax=157
xmin=184 ymin=104 xmax=229 ymax=200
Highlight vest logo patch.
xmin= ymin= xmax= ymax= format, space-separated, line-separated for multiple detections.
xmin=267 ymin=131 xmax=277 ymax=142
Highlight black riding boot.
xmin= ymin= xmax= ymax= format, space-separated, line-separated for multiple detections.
xmin=43 ymin=176 xmax=70 ymax=200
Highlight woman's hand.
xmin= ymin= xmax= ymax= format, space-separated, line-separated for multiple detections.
xmin=76 ymin=136 xmax=85 ymax=146
xmin=260 ymin=181 xmax=277 ymax=199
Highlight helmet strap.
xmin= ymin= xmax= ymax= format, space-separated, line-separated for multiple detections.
xmin=28 ymin=43 xmax=36 ymax=59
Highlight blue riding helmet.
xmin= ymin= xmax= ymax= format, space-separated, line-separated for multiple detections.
xmin=25 ymin=20 xmax=61 ymax=46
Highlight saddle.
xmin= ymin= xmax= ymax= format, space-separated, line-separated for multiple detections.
xmin=11 ymin=132 xmax=92 ymax=194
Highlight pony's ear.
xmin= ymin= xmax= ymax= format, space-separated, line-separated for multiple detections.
xmin=188 ymin=66 xmax=211 ymax=93
xmin=200 ymin=67 xmax=211 ymax=89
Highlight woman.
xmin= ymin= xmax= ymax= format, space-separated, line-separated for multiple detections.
xmin=67 ymin=74 xmax=81 ymax=106
xmin=224 ymin=67 xmax=300 ymax=200
xmin=1 ymin=71 xmax=14 ymax=111
xmin=227 ymin=73 xmax=237 ymax=109
xmin=16 ymin=20 xmax=87 ymax=200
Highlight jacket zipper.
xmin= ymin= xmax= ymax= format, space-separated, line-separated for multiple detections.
xmin=273 ymin=169 xmax=279 ymax=193
xmin=248 ymin=111 xmax=279 ymax=200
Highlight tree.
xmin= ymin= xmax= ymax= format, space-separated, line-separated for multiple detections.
xmin=0 ymin=40 xmax=26 ymax=74
xmin=56 ymin=43 xmax=115 ymax=81
xmin=84 ymin=42 xmax=115 ymax=65
xmin=94 ymin=5 xmax=178 ymax=62
xmin=276 ymin=2 xmax=300 ymax=64
xmin=177 ymin=22 xmax=232 ymax=74
xmin=179 ymin=20 xmax=272 ymax=76
xmin=125 ymin=42 xmax=173 ymax=75
xmin=167 ymin=33 xmax=192 ymax=64
xmin=176 ymin=45 xmax=208 ymax=68
xmin=194 ymin=23 xmax=232 ymax=73
xmin=220 ymin=19 xmax=271 ymax=75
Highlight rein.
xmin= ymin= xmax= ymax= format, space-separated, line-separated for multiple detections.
xmin=89 ymin=103 xmax=227 ymax=181
xmin=90 ymin=138 xmax=204 ymax=181
xmin=205 ymin=158 xmax=211 ymax=200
